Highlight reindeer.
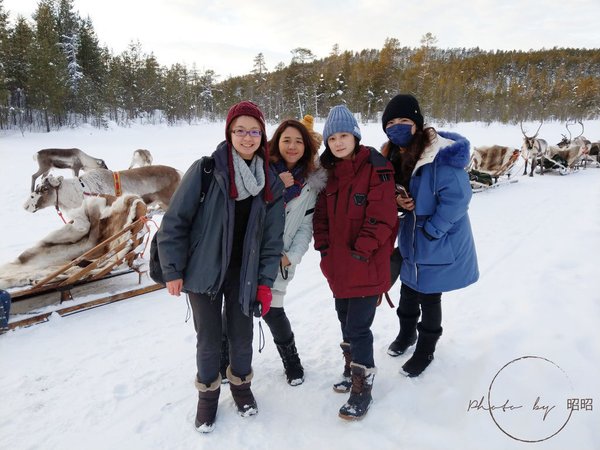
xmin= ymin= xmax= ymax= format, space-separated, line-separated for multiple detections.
xmin=24 ymin=165 xmax=182 ymax=213
xmin=567 ymin=122 xmax=593 ymax=168
xmin=129 ymin=149 xmax=153 ymax=169
xmin=556 ymin=121 xmax=574 ymax=148
xmin=520 ymin=121 xmax=548 ymax=176
xmin=557 ymin=121 xmax=590 ymax=149
xmin=31 ymin=148 xmax=108 ymax=192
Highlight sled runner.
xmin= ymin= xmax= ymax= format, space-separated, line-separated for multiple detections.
xmin=3 ymin=194 xmax=163 ymax=330
xmin=468 ymin=146 xmax=521 ymax=193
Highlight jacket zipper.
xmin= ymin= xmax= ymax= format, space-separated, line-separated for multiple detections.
xmin=411 ymin=209 xmax=418 ymax=285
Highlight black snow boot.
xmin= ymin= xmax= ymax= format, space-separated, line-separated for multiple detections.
xmin=194 ymin=376 xmax=221 ymax=433
xmin=220 ymin=338 xmax=229 ymax=384
xmin=387 ymin=313 xmax=419 ymax=357
xmin=275 ymin=335 xmax=305 ymax=386
xmin=338 ymin=363 xmax=376 ymax=421
xmin=333 ymin=342 xmax=352 ymax=393
xmin=226 ymin=366 xmax=258 ymax=417
xmin=401 ymin=324 xmax=442 ymax=377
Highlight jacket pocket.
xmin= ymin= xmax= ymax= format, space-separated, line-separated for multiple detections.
xmin=348 ymin=188 xmax=374 ymax=220
xmin=346 ymin=251 xmax=377 ymax=287
xmin=320 ymin=252 xmax=332 ymax=281
xmin=414 ymin=227 xmax=455 ymax=265
xmin=188 ymin=233 xmax=204 ymax=257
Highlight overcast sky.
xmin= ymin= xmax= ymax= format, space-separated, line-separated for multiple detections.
xmin=3 ymin=0 xmax=600 ymax=80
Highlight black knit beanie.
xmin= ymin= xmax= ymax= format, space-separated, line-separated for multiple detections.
xmin=381 ymin=94 xmax=424 ymax=131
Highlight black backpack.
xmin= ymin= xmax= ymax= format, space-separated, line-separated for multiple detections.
xmin=149 ymin=156 xmax=214 ymax=285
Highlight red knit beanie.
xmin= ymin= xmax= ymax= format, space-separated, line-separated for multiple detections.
xmin=225 ymin=101 xmax=272 ymax=202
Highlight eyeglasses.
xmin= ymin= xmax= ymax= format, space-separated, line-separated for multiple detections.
xmin=232 ymin=128 xmax=262 ymax=138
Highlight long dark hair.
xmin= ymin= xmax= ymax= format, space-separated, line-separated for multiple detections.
xmin=319 ymin=136 xmax=361 ymax=170
xmin=382 ymin=126 xmax=437 ymax=189
xmin=269 ymin=119 xmax=317 ymax=178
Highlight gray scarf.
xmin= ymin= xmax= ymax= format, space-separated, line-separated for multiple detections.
xmin=232 ymin=150 xmax=265 ymax=200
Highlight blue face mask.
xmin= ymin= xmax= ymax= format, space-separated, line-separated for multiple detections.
xmin=386 ymin=123 xmax=414 ymax=147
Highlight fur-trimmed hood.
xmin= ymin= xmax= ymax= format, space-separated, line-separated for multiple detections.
xmin=305 ymin=164 xmax=328 ymax=193
xmin=413 ymin=131 xmax=471 ymax=174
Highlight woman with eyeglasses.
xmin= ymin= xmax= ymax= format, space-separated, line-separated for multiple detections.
xmin=157 ymin=101 xmax=285 ymax=433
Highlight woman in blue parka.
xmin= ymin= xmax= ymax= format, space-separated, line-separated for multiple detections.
xmin=381 ymin=94 xmax=479 ymax=377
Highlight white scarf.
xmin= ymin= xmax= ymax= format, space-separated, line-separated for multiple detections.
xmin=232 ymin=150 xmax=265 ymax=200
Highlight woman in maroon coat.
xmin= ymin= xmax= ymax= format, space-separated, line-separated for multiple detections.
xmin=313 ymin=105 xmax=398 ymax=420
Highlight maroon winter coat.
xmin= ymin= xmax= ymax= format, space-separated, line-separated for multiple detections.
xmin=313 ymin=146 xmax=398 ymax=298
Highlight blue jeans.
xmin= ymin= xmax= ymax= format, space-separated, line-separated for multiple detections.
xmin=0 ymin=290 xmax=11 ymax=330
xmin=335 ymin=296 xmax=378 ymax=368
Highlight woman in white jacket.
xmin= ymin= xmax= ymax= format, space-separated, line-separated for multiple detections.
xmin=266 ymin=119 xmax=326 ymax=385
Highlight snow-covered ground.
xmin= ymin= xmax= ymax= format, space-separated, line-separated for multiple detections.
xmin=0 ymin=119 xmax=599 ymax=450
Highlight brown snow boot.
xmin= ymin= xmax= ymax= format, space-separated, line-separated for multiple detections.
xmin=194 ymin=375 xmax=221 ymax=433
xmin=338 ymin=363 xmax=376 ymax=421
xmin=226 ymin=366 xmax=258 ymax=417
xmin=333 ymin=342 xmax=352 ymax=393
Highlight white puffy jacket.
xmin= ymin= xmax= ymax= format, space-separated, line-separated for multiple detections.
xmin=271 ymin=167 xmax=327 ymax=307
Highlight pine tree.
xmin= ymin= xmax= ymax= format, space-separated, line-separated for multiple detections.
xmin=77 ymin=17 xmax=106 ymax=124
xmin=4 ymin=16 xmax=34 ymax=129
xmin=56 ymin=0 xmax=82 ymax=112
xmin=0 ymin=0 xmax=9 ymax=128
xmin=30 ymin=0 xmax=69 ymax=131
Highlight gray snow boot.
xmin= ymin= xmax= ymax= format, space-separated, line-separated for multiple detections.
xmin=226 ymin=366 xmax=258 ymax=417
xmin=275 ymin=335 xmax=305 ymax=386
xmin=333 ymin=342 xmax=352 ymax=393
xmin=194 ymin=375 xmax=221 ymax=433
xmin=401 ymin=324 xmax=442 ymax=377
xmin=387 ymin=313 xmax=419 ymax=357
xmin=338 ymin=363 xmax=376 ymax=421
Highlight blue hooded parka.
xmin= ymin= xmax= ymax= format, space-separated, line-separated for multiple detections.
xmin=398 ymin=131 xmax=479 ymax=294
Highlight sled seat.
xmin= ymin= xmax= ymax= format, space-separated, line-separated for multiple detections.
xmin=2 ymin=195 xmax=160 ymax=330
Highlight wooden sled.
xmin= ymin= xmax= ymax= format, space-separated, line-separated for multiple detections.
xmin=468 ymin=146 xmax=521 ymax=193
xmin=538 ymin=146 xmax=585 ymax=175
xmin=7 ymin=215 xmax=163 ymax=330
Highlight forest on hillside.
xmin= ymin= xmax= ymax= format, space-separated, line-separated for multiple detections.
xmin=1 ymin=0 xmax=599 ymax=131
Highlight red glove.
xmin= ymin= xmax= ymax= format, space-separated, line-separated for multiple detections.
xmin=255 ymin=285 xmax=272 ymax=317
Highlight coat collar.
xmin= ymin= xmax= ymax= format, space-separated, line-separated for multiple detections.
xmin=413 ymin=130 xmax=470 ymax=174
xmin=335 ymin=146 xmax=370 ymax=177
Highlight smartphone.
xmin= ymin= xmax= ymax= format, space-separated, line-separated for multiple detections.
xmin=396 ymin=185 xmax=409 ymax=198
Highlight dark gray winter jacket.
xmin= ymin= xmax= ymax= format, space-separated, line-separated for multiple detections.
xmin=157 ymin=141 xmax=285 ymax=316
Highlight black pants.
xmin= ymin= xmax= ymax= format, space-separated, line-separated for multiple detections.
xmin=263 ymin=307 xmax=294 ymax=345
xmin=398 ymin=284 xmax=442 ymax=332
xmin=335 ymin=296 xmax=378 ymax=368
xmin=189 ymin=267 xmax=253 ymax=384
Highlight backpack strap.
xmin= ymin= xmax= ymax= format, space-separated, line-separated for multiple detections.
xmin=199 ymin=156 xmax=215 ymax=203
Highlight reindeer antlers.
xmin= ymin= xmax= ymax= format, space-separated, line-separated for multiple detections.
xmin=575 ymin=120 xmax=584 ymax=139
xmin=565 ymin=119 xmax=585 ymax=140
xmin=520 ymin=120 xmax=543 ymax=138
